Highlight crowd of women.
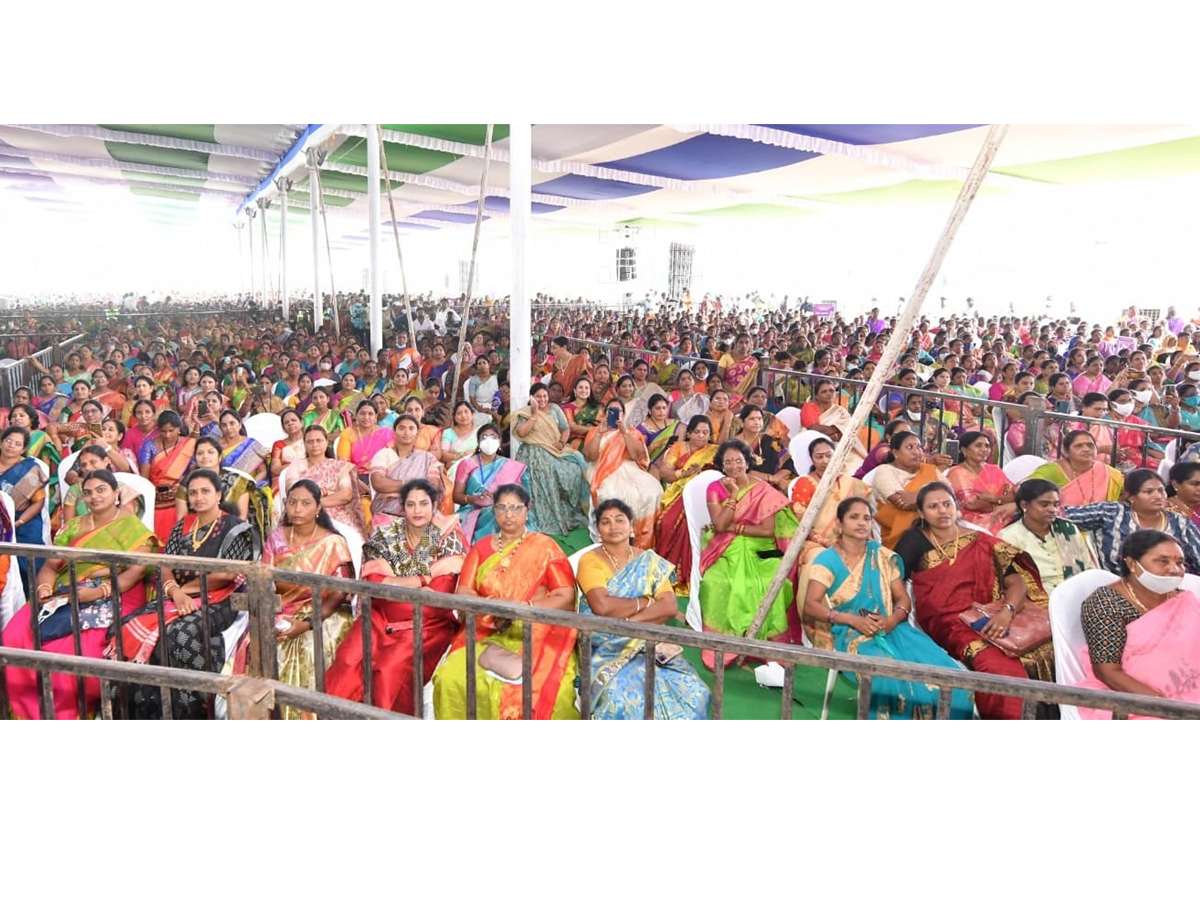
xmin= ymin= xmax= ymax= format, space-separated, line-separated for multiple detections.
xmin=1 ymin=296 xmax=1199 ymax=719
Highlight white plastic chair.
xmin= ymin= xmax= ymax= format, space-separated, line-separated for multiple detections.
xmin=682 ymin=470 xmax=723 ymax=632
xmin=114 ymin=472 xmax=156 ymax=534
xmin=56 ymin=449 xmax=81 ymax=512
xmin=1049 ymin=570 xmax=1119 ymax=719
xmin=243 ymin=413 xmax=286 ymax=449
xmin=0 ymin=490 xmax=27 ymax=628
xmin=1003 ymin=454 xmax=1047 ymax=483
xmin=789 ymin=430 xmax=823 ymax=478
xmin=860 ymin=467 xmax=879 ymax=488
xmin=330 ymin=519 xmax=364 ymax=578
xmin=993 ymin=407 xmax=1017 ymax=466
xmin=775 ymin=406 xmax=803 ymax=439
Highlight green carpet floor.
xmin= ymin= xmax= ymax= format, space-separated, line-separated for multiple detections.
xmin=669 ymin=596 xmax=859 ymax=721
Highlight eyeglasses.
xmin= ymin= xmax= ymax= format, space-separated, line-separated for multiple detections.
xmin=1 ymin=438 xmax=26 ymax=447
xmin=493 ymin=503 xmax=527 ymax=514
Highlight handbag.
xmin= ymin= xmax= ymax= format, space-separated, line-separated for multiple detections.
xmin=958 ymin=601 xmax=1052 ymax=658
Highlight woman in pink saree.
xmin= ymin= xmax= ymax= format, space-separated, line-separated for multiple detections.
xmin=1029 ymin=430 xmax=1124 ymax=507
xmin=1077 ymin=530 xmax=1200 ymax=719
xmin=946 ymin=431 xmax=1016 ymax=534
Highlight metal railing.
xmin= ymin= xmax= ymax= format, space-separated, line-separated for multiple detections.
xmin=3 ymin=542 xmax=1197 ymax=721
xmin=0 ymin=334 xmax=87 ymax=407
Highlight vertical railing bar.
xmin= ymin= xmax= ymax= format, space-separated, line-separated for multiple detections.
xmin=27 ymin=553 xmax=50 ymax=718
xmin=99 ymin=679 xmax=113 ymax=720
xmin=578 ymin=631 xmax=592 ymax=719
xmin=411 ymin=602 xmax=424 ymax=720
xmin=154 ymin=567 xmax=173 ymax=720
xmin=311 ymin=581 xmax=326 ymax=694
xmin=856 ymin=674 xmax=873 ymax=720
xmin=464 ymin=612 xmax=477 ymax=721
xmin=780 ymin=663 xmax=795 ymax=720
xmin=1113 ymin=709 xmax=1128 ymax=721
xmin=361 ymin=593 xmax=374 ymax=709
xmin=1021 ymin=697 xmax=1039 ymax=720
xmin=108 ymin=562 xmax=126 ymax=717
xmin=643 ymin=639 xmax=657 ymax=720
xmin=521 ymin=617 xmax=533 ymax=720
xmin=199 ymin=571 xmax=215 ymax=720
xmin=0 ymin=593 xmax=9 ymax=720
xmin=712 ymin=651 xmax=725 ymax=721
xmin=936 ymin=683 xmax=953 ymax=720
xmin=66 ymin=560 xmax=86 ymax=720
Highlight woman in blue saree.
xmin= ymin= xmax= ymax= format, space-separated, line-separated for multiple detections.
xmin=453 ymin=423 xmax=536 ymax=543
xmin=0 ymin=426 xmax=50 ymax=594
xmin=575 ymin=499 xmax=709 ymax=720
xmin=803 ymin=496 xmax=973 ymax=720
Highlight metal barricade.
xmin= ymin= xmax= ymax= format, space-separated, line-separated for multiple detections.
xmin=2 ymin=542 xmax=1197 ymax=721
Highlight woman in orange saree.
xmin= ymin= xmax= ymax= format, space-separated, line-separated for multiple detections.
xmin=137 ymin=410 xmax=196 ymax=544
xmin=1029 ymin=430 xmax=1124 ymax=506
xmin=432 ymin=484 xmax=580 ymax=720
xmin=582 ymin=399 xmax=664 ymax=550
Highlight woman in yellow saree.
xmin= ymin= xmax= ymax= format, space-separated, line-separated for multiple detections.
xmin=1029 ymin=430 xmax=1124 ymax=506
xmin=433 ymin=484 xmax=580 ymax=720
xmin=718 ymin=333 xmax=758 ymax=405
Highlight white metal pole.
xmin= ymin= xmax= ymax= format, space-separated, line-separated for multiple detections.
xmin=259 ymin=200 xmax=268 ymax=316
xmin=247 ymin=211 xmax=255 ymax=303
xmin=509 ymin=123 xmax=532 ymax=423
xmin=236 ymin=222 xmax=244 ymax=299
xmin=278 ymin=179 xmax=290 ymax=323
xmin=367 ymin=124 xmax=383 ymax=357
xmin=311 ymin=162 xmax=322 ymax=334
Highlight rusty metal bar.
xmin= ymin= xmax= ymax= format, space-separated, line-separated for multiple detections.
xmin=66 ymin=561 xmax=86 ymax=720
xmin=153 ymin=566 xmax=173 ymax=720
xmin=856 ymin=675 xmax=873 ymax=720
xmin=643 ymin=640 xmax=657 ymax=720
xmin=99 ymin=679 xmax=113 ymax=720
xmin=936 ymin=685 xmax=953 ymax=720
xmin=712 ymin=652 xmax=725 ymax=721
xmin=781 ymin=664 xmax=795 ymax=721
xmin=412 ymin=603 xmax=424 ymax=720
xmin=310 ymin=580 xmax=326 ymax=694
xmin=361 ymin=594 xmax=373 ymax=709
xmin=464 ymin=612 xmax=477 ymax=721
xmin=108 ymin=561 xmax=126 ymax=717
xmin=1022 ymin=699 xmax=1038 ymax=720
xmin=577 ymin=631 xmax=591 ymax=719
xmin=521 ymin=619 xmax=533 ymax=720
xmin=200 ymin=572 xmax=213 ymax=675
xmin=0 ymin=599 xmax=9 ymax=720
xmin=27 ymin=553 xmax=51 ymax=719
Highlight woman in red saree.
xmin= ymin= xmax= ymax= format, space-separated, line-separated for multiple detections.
xmin=894 ymin=482 xmax=1055 ymax=720
xmin=651 ymin=415 xmax=715 ymax=591
xmin=137 ymin=410 xmax=196 ymax=544
xmin=3 ymin=470 xmax=156 ymax=719
xmin=325 ymin=479 xmax=466 ymax=715
xmin=432 ymin=484 xmax=580 ymax=720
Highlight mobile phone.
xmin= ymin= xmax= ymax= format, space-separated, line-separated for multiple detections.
xmin=606 ymin=407 xmax=619 ymax=428
xmin=654 ymin=643 xmax=684 ymax=665
xmin=944 ymin=438 xmax=960 ymax=460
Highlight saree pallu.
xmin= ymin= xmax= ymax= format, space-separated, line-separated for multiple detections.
xmin=637 ymin=420 xmax=680 ymax=467
xmin=670 ymin=392 xmax=709 ymax=426
xmin=0 ymin=456 xmax=48 ymax=553
xmin=35 ymin=393 xmax=69 ymax=422
xmin=220 ymin=470 xmax=272 ymax=553
xmin=433 ymin=532 xmax=580 ymax=720
xmin=720 ymin=355 xmax=758 ymax=399
xmin=337 ymin=427 xmax=392 ymax=478
xmin=577 ymin=551 xmax=709 ymax=720
xmin=120 ymin=514 xmax=253 ymax=719
xmin=1030 ymin=460 xmax=1123 ymax=506
xmin=455 ymin=455 xmax=533 ymax=544
xmin=791 ymin=473 xmax=874 ymax=607
xmin=303 ymin=407 xmax=343 ymax=436
xmin=562 ymin=401 xmax=600 ymax=450
xmin=698 ymin=481 xmax=799 ymax=651
xmin=513 ymin=415 xmax=590 ymax=538
xmin=1076 ymin=590 xmax=1200 ymax=719
xmin=806 ymin=543 xmax=973 ymax=719
xmin=325 ymin=521 xmax=464 ymax=715
xmin=588 ymin=429 xmax=663 ymax=551
xmin=289 ymin=458 xmax=366 ymax=539
xmin=946 ymin=463 xmax=1014 ymax=535
xmin=655 ymin=444 xmax=717 ymax=586
xmin=905 ymin=529 xmax=1054 ymax=720
xmin=147 ymin=436 xmax=196 ymax=544
xmin=257 ymin=530 xmax=355 ymax=720
xmin=800 ymin=403 xmax=868 ymax=475
xmin=874 ymin=464 xmax=944 ymax=549
xmin=369 ymin=449 xmax=441 ymax=519
xmin=221 ymin=437 xmax=270 ymax=487
xmin=2 ymin=513 xmax=157 ymax=719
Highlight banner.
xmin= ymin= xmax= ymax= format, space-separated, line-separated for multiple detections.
xmin=813 ymin=302 xmax=836 ymax=318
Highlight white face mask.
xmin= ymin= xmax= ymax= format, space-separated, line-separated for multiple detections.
xmin=907 ymin=410 xmax=923 ymax=421
xmin=1134 ymin=564 xmax=1183 ymax=595
xmin=1132 ymin=390 xmax=1152 ymax=405
xmin=1189 ymin=370 xmax=1200 ymax=381
xmin=1112 ymin=401 xmax=1135 ymax=417
xmin=478 ymin=437 xmax=501 ymax=456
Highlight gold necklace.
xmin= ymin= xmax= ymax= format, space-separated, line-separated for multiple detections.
xmin=1134 ymin=510 xmax=1167 ymax=530
xmin=601 ymin=543 xmax=633 ymax=571
xmin=289 ymin=523 xmax=318 ymax=545
xmin=191 ymin=514 xmax=220 ymax=550
xmin=1167 ymin=498 xmax=1195 ymax=519
xmin=929 ymin=527 xmax=961 ymax=564
xmin=1120 ymin=579 xmax=1150 ymax=614
xmin=494 ymin=529 xmax=527 ymax=552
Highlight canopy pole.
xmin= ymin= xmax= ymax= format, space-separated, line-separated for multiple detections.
xmin=312 ymin=158 xmax=340 ymax=339
xmin=246 ymin=208 xmax=255 ymax=304
xmin=235 ymin=220 xmax=245 ymax=299
xmin=366 ymin=124 xmax=383 ymax=358
xmin=509 ymin=123 xmax=532 ymax=426
xmin=377 ymin=126 xmax=418 ymax=355
xmin=449 ymin=124 xmax=495 ymax=406
xmin=277 ymin=177 xmax=290 ymax=324
xmin=737 ymin=124 xmax=1009 ymax=657
xmin=257 ymin=197 xmax=269 ymax=318
xmin=308 ymin=153 xmax=322 ymax=334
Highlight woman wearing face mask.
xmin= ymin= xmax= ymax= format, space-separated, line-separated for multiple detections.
xmin=1174 ymin=380 xmax=1200 ymax=432
xmin=872 ymin=431 xmax=951 ymax=549
xmin=1105 ymin=388 xmax=1161 ymax=473
xmin=1075 ymin=531 xmax=1200 ymax=718
xmin=1062 ymin=468 xmax=1200 ymax=576
xmin=454 ymin=423 xmax=533 ymax=544
xmin=997 ymin=479 xmax=1097 ymax=591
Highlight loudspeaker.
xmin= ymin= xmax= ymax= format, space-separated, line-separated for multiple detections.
xmin=616 ymin=247 xmax=637 ymax=282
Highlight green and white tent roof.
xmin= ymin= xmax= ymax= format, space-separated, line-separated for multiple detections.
xmin=6 ymin=124 xmax=1200 ymax=248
